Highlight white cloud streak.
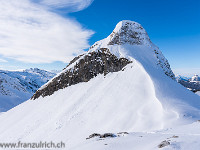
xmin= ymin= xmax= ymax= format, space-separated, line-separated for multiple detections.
xmin=0 ymin=0 xmax=94 ymax=63
xmin=39 ymin=0 xmax=94 ymax=12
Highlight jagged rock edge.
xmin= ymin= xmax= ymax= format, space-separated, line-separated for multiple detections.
xmin=31 ymin=48 xmax=132 ymax=100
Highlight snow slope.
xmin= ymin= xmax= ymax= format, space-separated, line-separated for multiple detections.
xmin=74 ymin=121 xmax=200 ymax=150
xmin=196 ymin=91 xmax=200 ymax=96
xmin=0 ymin=20 xmax=200 ymax=150
xmin=0 ymin=68 xmax=55 ymax=112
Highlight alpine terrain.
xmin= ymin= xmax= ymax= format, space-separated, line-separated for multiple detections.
xmin=0 ymin=21 xmax=200 ymax=150
xmin=177 ymin=74 xmax=200 ymax=93
xmin=0 ymin=68 xmax=56 ymax=112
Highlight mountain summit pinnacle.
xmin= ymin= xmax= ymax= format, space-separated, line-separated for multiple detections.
xmin=32 ymin=20 xmax=175 ymax=100
xmin=107 ymin=20 xmax=152 ymax=46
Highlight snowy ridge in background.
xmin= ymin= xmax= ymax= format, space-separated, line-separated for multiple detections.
xmin=176 ymin=74 xmax=200 ymax=93
xmin=0 ymin=68 xmax=56 ymax=112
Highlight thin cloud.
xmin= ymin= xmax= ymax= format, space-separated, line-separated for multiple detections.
xmin=0 ymin=0 xmax=94 ymax=63
xmin=38 ymin=0 xmax=94 ymax=12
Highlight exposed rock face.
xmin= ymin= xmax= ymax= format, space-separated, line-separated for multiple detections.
xmin=32 ymin=48 xmax=132 ymax=100
xmin=86 ymin=132 xmax=128 ymax=140
xmin=154 ymin=49 xmax=175 ymax=79
xmin=108 ymin=21 xmax=151 ymax=46
xmin=86 ymin=133 xmax=116 ymax=140
xmin=158 ymin=140 xmax=170 ymax=148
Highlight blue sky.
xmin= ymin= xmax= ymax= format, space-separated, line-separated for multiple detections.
xmin=0 ymin=0 xmax=200 ymax=76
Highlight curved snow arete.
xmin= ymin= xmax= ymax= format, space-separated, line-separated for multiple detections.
xmin=0 ymin=21 xmax=200 ymax=149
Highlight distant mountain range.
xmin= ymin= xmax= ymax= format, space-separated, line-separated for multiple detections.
xmin=176 ymin=74 xmax=200 ymax=92
xmin=0 ymin=68 xmax=56 ymax=112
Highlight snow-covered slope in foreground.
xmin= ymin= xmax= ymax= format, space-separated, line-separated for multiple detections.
xmin=74 ymin=121 xmax=200 ymax=150
xmin=0 ymin=20 xmax=200 ymax=150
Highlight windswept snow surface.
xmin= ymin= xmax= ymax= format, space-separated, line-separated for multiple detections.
xmin=73 ymin=121 xmax=200 ymax=150
xmin=0 ymin=21 xmax=200 ymax=149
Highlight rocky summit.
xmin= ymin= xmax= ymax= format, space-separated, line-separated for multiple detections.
xmin=32 ymin=20 xmax=175 ymax=100
xmin=108 ymin=21 xmax=152 ymax=46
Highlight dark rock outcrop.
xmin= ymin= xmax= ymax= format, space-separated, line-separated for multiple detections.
xmin=32 ymin=48 xmax=132 ymax=100
xmin=154 ymin=49 xmax=175 ymax=80
xmin=158 ymin=140 xmax=170 ymax=148
xmin=86 ymin=133 xmax=116 ymax=140
xmin=108 ymin=21 xmax=151 ymax=46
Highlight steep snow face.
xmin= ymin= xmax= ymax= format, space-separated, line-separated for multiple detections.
xmin=196 ymin=91 xmax=200 ymax=96
xmin=0 ymin=20 xmax=199 ymax=149
xmin=0 ymin=68 xmax=55 ymax=111
xmin=89 ymin=20 xmax=175 ymax=79
xmin=0 ymin=63 xmax=199 ymax=149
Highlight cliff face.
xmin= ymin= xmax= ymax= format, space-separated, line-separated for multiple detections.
xmin=153 ymin=49 xmax=175 ymax=79
xmin=32 ymin=48 xmax=131 ymax=99
xmin=108 ymin=21 xmax=151 ymax=46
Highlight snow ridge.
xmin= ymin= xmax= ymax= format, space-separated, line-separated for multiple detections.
xmin=89 ymin=20 xmax=175 ymax=79
xmin=0 ymin=68 xmax=56 ymax=111
xmin=35 ymin=20 xmax=175 ymax=99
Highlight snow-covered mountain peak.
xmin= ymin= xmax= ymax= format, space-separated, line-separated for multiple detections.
xmin=25 ymin=68 xmax=40 ymax=72
xmin=89 ymin=21 xmax=174 ymax=79
xmin=191 ymin=74 xmax=200 ymax=81
xmin=32 ymin=20 xmax=175 ymax=99
xmin=106 ymin=20 xmax=152 ymax=46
